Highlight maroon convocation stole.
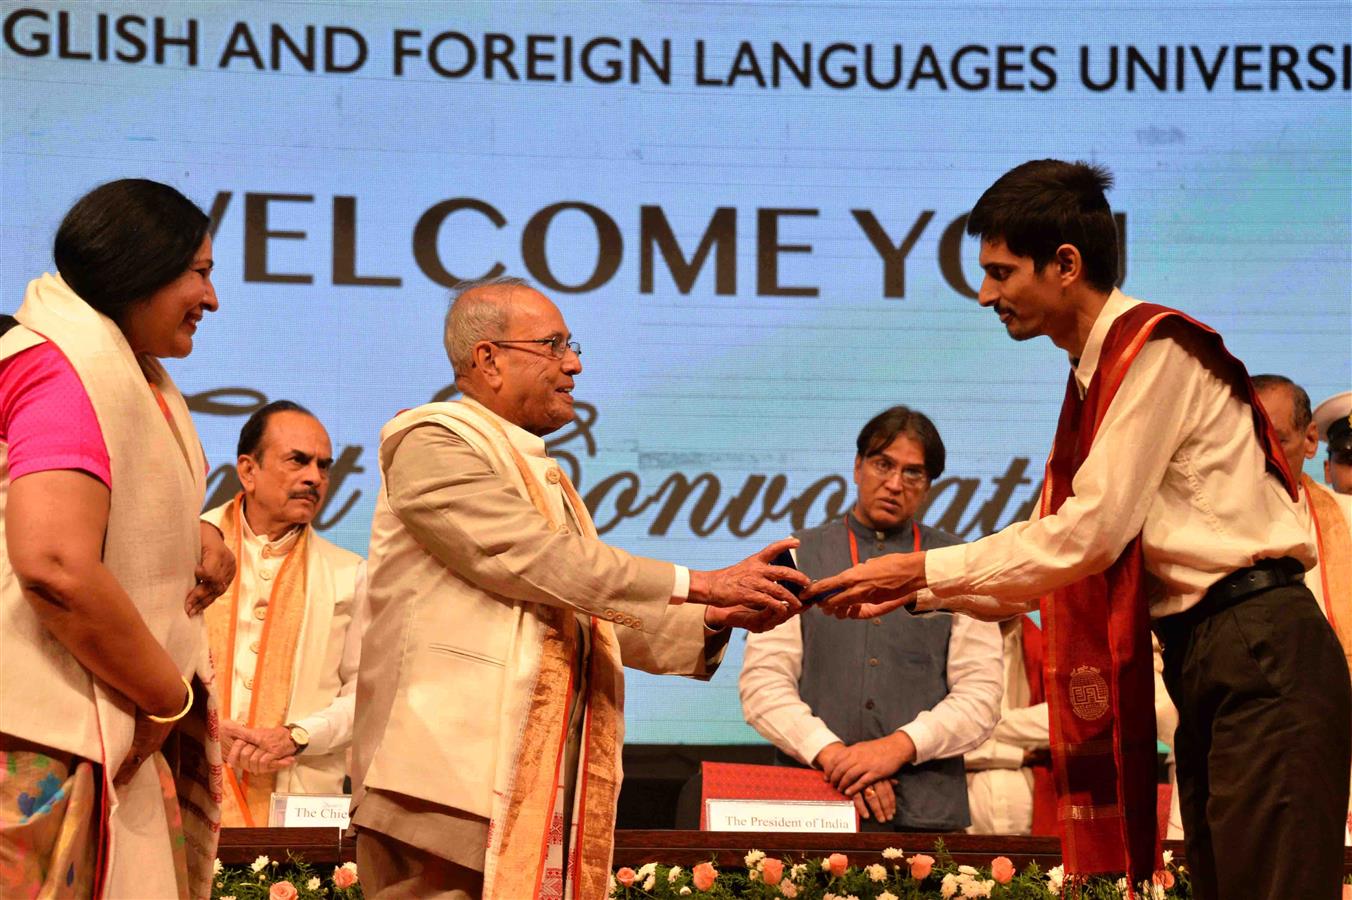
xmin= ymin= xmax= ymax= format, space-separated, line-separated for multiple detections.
xmin=1040 ymin=303 xmax=1297 ymax=883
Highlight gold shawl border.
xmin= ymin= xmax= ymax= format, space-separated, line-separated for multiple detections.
xmin=468 ymin=410 xmax=624 ymax=900
xmin=1306 ymin=476 xmax=1352 ymax=681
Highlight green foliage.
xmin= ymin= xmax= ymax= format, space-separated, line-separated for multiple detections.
xmin=210 ymin=853 xmax=363 ymax=900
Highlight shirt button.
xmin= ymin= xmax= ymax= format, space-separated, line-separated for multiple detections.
xmin=249 ymin=641 xmax=261 ymax=654
xmin=868 ymin=658 xmax=879 ymax=667
xmin=253 ymin=606 xmax=267 ymax=621
xmin=871 ymin=619 xmax=883 ymax=627
xmin=260 ymin=547 xmax=272 ymax=559
xmin=546 ymin=468 xmax=562 ymax=484
xmin=557 ymin=524 xmax=570 ymax=535
xmin=865 ymin=699 xmax=876 ymax=710
xmin=259 ymin=569 xmax=274 ymax=581
xmin=875 ymin=542 xmax=886 ymax=552
xmin=244 ymin=677 xmax=254 ymax=690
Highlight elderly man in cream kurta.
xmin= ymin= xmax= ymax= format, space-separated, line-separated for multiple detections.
xmin=203 ymin=401 xmax=368 ymax=827
xmin=349 ymin=277 xmax=806 ymax=900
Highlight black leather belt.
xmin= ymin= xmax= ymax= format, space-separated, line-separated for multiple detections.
xmin=1204 ymin=556 xmax=1304 ymax=606
xmin=1156 ymin=557 xmax=1305 ymax=639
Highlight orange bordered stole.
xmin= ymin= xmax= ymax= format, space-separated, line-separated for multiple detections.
xmin=205 ymin=494 xmax=310 ymax=826
xmin=1041 ymin=303 xmax=1296 ymax=882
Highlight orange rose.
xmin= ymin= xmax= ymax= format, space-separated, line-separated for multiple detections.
xmin=827 ymin=853 xmax=848 ymax=877
xmin=693 ymin=862 xmax=718 ymax=891
xmin=761 ymin=858 xmax=784 ymax=886
xmin=909 ymin=853 xmax=935 ymax=880
xmin=268 ymin=881 xmax=298 ymax=900
xmin=333 ymin=865 xmax=358 ymax=889
xmin=616 ymin=867 xmax=636 ymax=887
xmin=1153 ymin=869 xmax=1175 ymax=889
xmin=991 ymin=856 xmax=1015 ymax=885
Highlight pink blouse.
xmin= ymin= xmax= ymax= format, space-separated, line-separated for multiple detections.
xmin=0 ymin=342 xmax=112 ymax=488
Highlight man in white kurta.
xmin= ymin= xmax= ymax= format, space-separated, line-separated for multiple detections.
xmin=203 ymin=402 xmax=367 ymax=826
xmin=349 ymin=277 xmax=805 ymax=900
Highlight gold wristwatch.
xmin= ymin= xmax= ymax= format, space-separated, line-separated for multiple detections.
xmin=286 ymin=724 xmax=310 ymax=754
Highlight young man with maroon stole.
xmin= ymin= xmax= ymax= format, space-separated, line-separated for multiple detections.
xmin=805 ymin=159 xmax=1350 ymax=900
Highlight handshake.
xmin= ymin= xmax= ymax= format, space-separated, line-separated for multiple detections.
xmin=684 ymin=539 xmax=934 ymax=633
xmin=686 ymin=543 xmax=1027 ymax=632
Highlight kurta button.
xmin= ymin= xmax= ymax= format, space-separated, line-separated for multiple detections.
xmin=260 ymin=547 xmax=272 ymax=559
xmin=249 ymin=641 xmax=260 ymax=653
xmin=259 ymin=569 xmax=274 ymax=581
xmin=244 ymin=677 xmax=254 ymax=690
xmin=253 ymin=606 xmax=267 ymax=621
xmin=875 ymin=542 xmax=885 ymax=552
xmin=872 ymin=619 xmax=882 ymax=627
xmin=865 ymin=699 xmax=875 ymax=710
xmin=546 ymin=468 xmax=562 ymax=484
xmin=557 ymin=524 xmax=570 ymax=535
xmin=868 ymin=657 xmax=879 ymax=667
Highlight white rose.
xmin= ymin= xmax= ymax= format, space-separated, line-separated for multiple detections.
xmin=941 ymin=873 xmax=960 ymax=899
xmin=958 ymin=865 xmax=979 ymax=876
xmin=637 ymin=863 xmax=657 ymax=880
xmin=866 ymin=864 xmax=887 ymax=882
xmin=745 ymin=850 xmax=766 ymax=868
xmin=668 ymin=866 xmax=682 ymax=882
xmin=680 ymin=888 xmax=691 ymax=896
xmin=882 ymin=847 xmax=904 ymax=861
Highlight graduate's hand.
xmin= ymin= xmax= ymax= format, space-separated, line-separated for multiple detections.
xmin=825 ymin=594 xmax=917 ymax=621
xmin=186 ymin=521 xmax=235 ymax=616
xmin=688 ymin=538 xmax=807 ymax=614
xmin=806 ymin=551 xmax=927 ymax=614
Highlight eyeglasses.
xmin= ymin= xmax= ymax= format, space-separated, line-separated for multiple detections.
xmin=865 ymin=455 xmax=929 ymax=486
xmin=491 ymin=337 xmax=582 ymax=359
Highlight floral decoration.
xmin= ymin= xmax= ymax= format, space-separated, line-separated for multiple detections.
xmin=211 ymin=855 xmax=362 ymax=899
xmin=607 ymin=841 xmax=1198 ymax=899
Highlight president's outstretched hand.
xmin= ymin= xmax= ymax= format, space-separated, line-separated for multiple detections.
xmin=688 ymin=537 xmax=809 ymax=618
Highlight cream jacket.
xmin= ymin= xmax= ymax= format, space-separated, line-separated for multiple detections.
xmin=351 ymin=399 xmax=716 ymax=820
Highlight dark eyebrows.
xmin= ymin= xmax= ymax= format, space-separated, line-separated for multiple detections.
xmin=287 ymin=450 xmax=334 ymax=469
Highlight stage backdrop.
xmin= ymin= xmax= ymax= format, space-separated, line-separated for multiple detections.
xmin=3 ymin=1 xmax=1348 ymax=744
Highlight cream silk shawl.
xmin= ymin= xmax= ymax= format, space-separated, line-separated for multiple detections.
xmin=0 ymin=274 xmax=221 ymax=898
xmin=358 ymin=401 xmax=629 ymax=900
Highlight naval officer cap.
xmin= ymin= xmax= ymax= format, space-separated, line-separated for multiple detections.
xmin=1313 ymin=391 xmax=1352 ymax=456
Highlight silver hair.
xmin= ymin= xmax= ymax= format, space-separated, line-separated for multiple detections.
xmin=443 ymin=275 xmax=531 ymax=378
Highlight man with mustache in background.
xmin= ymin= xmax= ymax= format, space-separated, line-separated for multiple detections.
xmin=202 ymin=400 xmax=369 ymax=826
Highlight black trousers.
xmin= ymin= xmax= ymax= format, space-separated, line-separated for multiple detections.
xmin=1157 ymin=583 xmax=1350 ymax=900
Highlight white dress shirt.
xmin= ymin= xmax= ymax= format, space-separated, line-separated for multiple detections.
xmin=230 ymin=513 xmax=367 ymax=755
xmin=925 ymin=290 xmax=1315 ymax=618
xmin=740 ymin=608 xmax=1003 ymax=767
xmin=964 ymin=621 xmax=1048 ymax=834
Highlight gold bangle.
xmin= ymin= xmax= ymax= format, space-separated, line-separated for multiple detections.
xmin=146 ymin=676 xmax=194 ymax=724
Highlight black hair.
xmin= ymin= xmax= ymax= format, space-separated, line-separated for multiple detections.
xmin=53 ymin=178 xmax=210 ymax=323
xmin=855 ymin=405 xmax=946 ymax=481
xmin=966 ymin=159 xmax=1119 ymax=293
xmin=1252 ymin=374 xmax=1313 ymax=431
xmin=237 ymin=400 xmax=315 ymax=459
